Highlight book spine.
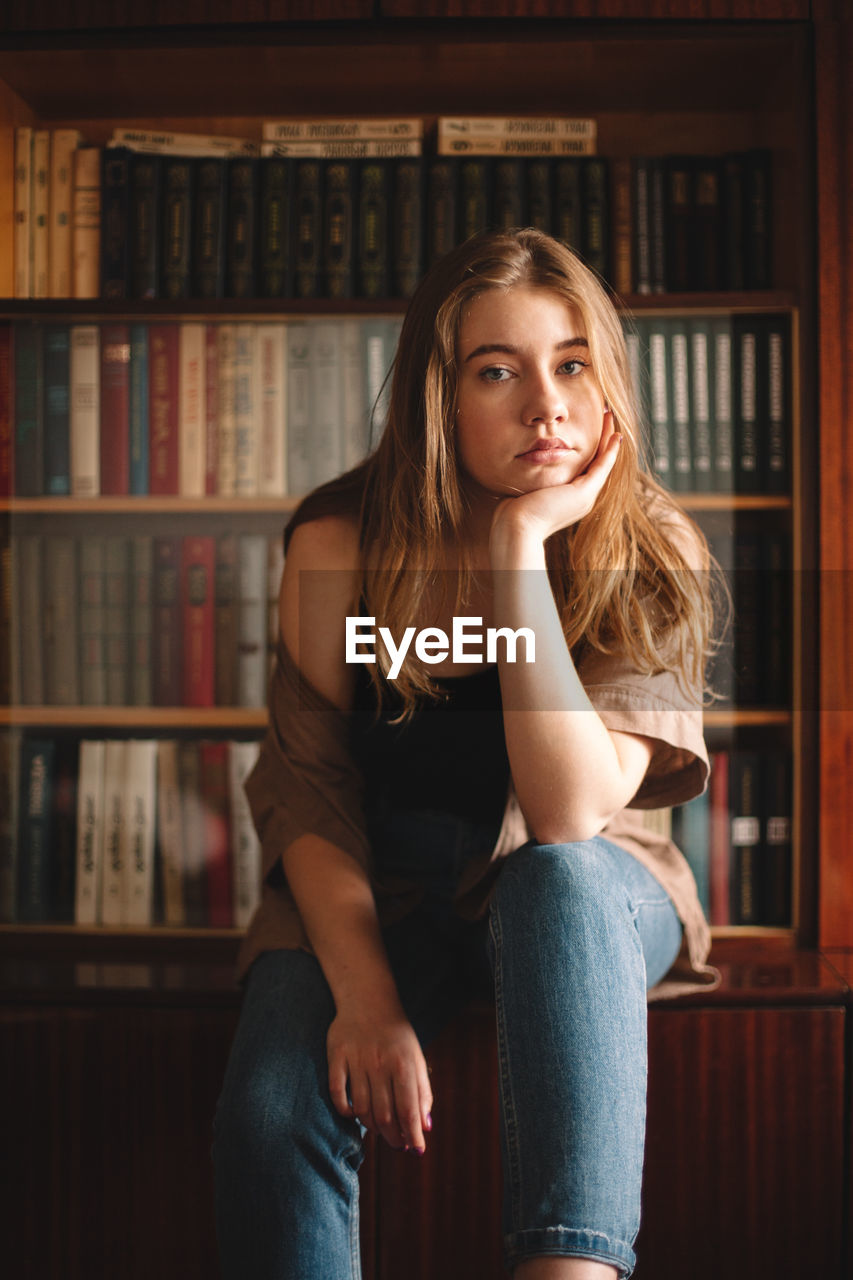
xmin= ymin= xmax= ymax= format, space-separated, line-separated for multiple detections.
xmin=744 ymin=148 xmax=772 ymax=290
xmin=324 ymin=160 xmax=356 ymax=299
xmin=0 ymin=323 xmax=13 ymax=499
xmin=43 ymin=535 xmax=79 ymax=705
xmin=156 ymin=740 xmax=186 ymax=925
xmin=649 ymin=158 xmax=667 ymax=294
xmin=99 ymin=323 xmax=131 ymax=495
xmin=32 ymin=131 xmax=50 ymax=299
xmin=729 ymin=751 xmax=762 ymax=925
xmin=491 ymin=158 xmax=525 ymax=232
xmin=257 ymin=323 xmax=287 ymax=497
xmin=179 ymin=322 xmax=206 ymax=497
xmin=733 ymin=315 xmax=760 ymax=492
xmin=129 ymin=153 xmax=161 ymax=300
xmin=237 ymin=534 xmax=268 ymax=708
xmin=49 ymin=129 xmax=82 ymax=298
xmin=264 ymin=118 xmax=424 ymax=142
xmin=0 ymin=730 xmax=22 ymax=921
xmin=425 ymin=158 xmax=458 ymax=268
xmin=113 ymin=127 xmax=259 ymax=156
xmin=43 ymin=325 xmax=71 ymax=495
xmin=129 ymin=535 xmax=153 ymax=707
xmin=293 ymin=159 xmax=323 ymax=299
xmin=357 ymin=159 xmax=390 ymax=300
xmin=228 ymin=739 xmax=262 ymax=928
xmin=285 ymin=322 xmax=312 ymax=495
xmin=152 ymin=536 xmax=182 ymax=706
xmin=204 ymin=324 xmax=219 ymax=494
xmin=458 ymin=157 xmax=491 ymax=242
xmin=340 ymin=318 xmax=368 ymax=471
xmin=664 ymin=156 xmax=693 ymax=294
xmin=16 ymin=536 xmax=44 ymax=705
xmin=75 ymin=739 xmax=104 ymax=925
xmin=200 ymin=740 xmax=233 ymax=928
xmin=0 ymin=529 xmax=12 ymax=705
xmin=101 ymin=146 xmax=131 ymax=299
xmin=309 ymin=321 xmax=343 ymax=488
xmin=99 ymin=739 xmax=126 ymax=925
xmin=631 ymin=157 xmax=652 ymax=295
xmin=226 ymin=158 xmax=259 ymax=298
xmin=177 ymin=741 xmax=207 ymax=926
xmin=14 ymin=127 xmax=33 ymax=299
xmin=17 ymin=737 xmax=56 ymax=922
xmin=762 ymin=750 xmax=792 ymax=927
xmin=259 ymin=157 xmax=292 ymax=298
xmin=129 ymin=323 xmax=149 ymax=494
xmin=581 ymin=157 xmax=609 ymax=281
xmin=553 ymin=158 xmax=582 ymax=255
xmin=122 ymin=739 xmax=158 ymax=926
xmin=692 ymin=156 xmax=723 ymax=291
xmin=214 ymin=533 xmax=238 ymax=707
xmin=104 ymin=537 xmax=130 ymax=706
xmin=525 ymin=158 xmax=552 ymax=236
xmin=765 ymin=314 xmax=791 ymax=494
xmin=234 ymin=323 xmax=258 ymax=496
xmin=71 ymin=146 xmax=101 ymax=299
xmin=722 ymin=152 xmax=746 ymax=291
xmin=688 ymin=320 xmax=713 ymax=492
xmin=193 ymin=157 xmax=227 ymax=299
xmin=647 ymin=320 xmax=672 ymax=487
xmin=216 ymin=323 xmax=237 ymax=496
xmin=711 ymin=317 xmax=734 ymax=492
xmin=668 ymin=319 xmax=692 ymax=492
xmin=160 ymin=156 xmax=194 ymax=300
xmin=14 ymin=322 xmax=45 ymax=497
xmin=392 ymin=158 xmax=423 ymax=299
xmin=708 ymin=749 xmax=730 ymax=926
xmin=51 ymin=738 xmax=79 ymax=923
xmin=181 ymin=535 xmax=215 ymax=708
xmin=610 ymin=157 xmax=632 ymax=297
xmin=69 ymin=324 xmax=101 ymax=497
xmin=78 ymin=536 xmax=107 ymax=705
xmin=148 ymin=324 xmax=179 ymax=495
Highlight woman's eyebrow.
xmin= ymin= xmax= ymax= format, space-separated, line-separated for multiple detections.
xmin=464 ymin=337 xmax=589 ymax=362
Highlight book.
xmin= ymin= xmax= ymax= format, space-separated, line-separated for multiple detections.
xmin=214 ymin=534 xmax=238 ymax=706
xmin=0 ymin=529 xmax=12 ymax=705
xmin=71 ymin=145 xmax=101 ymax=299
xmin=111 ymin=127 xmax=259 ymax=157
xmin=733 ymin=315 xmax=760 ymax=491
xmin=646 ymin=318 xmax=672 ymax=487
xmin=75 ymin=739 xmax=105 ymax=925
xmin=193 ymin=157 xmax=227 ymax=298
xmin=51 ymin=738 xmax=79 ymax=923
xmin=234 ymin=323 xmax=258 ymax=496
xmin=286 ymin=322 xmax=311 ymax=494
xmin=160 ymin=157 xmax=194 ymax=300
xmin=216 ymin=323 xmax=237 ymax=496
xmin=293 ymin=159 xmax=323 ymax=298
xmin=204 ymin=324 xmax=219 ymax=494
xmin=200 ymin=740 xmax=233 ymax=927
xmin=31 ymin=130 xmax=50 ymax=299
xmin=148 ymin=324 xmax=179 ymax=495
xmin=708 ymin=749 xmax=730 ymax=926
xmin=237 ymin=534 xmax=268 ymax=708
xmin=226 ymin=158 xmax=259 ymax=298
xmin=78 ymin=536 xmax=107 ymax=705
xmin=426 ymin=158 xmax=458 ymax=268
xmin=392 ymin=158 xmax=423 ymax=298
xmin=692 ymin=155 xmax=723 ymax=291
xmin=458 ymin=157 xmax=491 ymax=241
xmin=673 ymin=786 xmax=711 ymax=918
xmin=687 ymin=320 xmax=713 ymax=492
xmin=0 ymin=323 xmax=13 ymax=499
xmin=341 ymin=318 xmax=369 ymax=471
xmin=553 ymin=158 xmax=582 ymax=255
xmin=631 ymin=157 xmax=652 ymax=295
xmin=17 ymin=737 xmax=56 ymax=922
xmin=610 ymin=157 xmax=632 ymax=296
xmin=49 ymin=129 xmax=82 ymax=298
xmin=263 ymin=118 xmax=424 ymax=142
xmin=259 ymin=157 xmax=293 ymax=298
xmin=69 ymin=324 xmax=100 ymax=497
xmin=152 ymin=536 xmax=182 ymax=706
xmin=491 ymin=158 xmax=525 ymax=231
xmin=764 ymin=314 xmax=791 ymax=494
xmin=129 ymin=535 xmax=153 ymax=707
xmin=129 ymin=324 xmax=149 ymax=494
xmin=100 ymin=323 xmax=131 ymax=495
xmin=437 ymin=116 xmax=596 ymax=155
xmin=762 ymin=750 xmax=792 ymax=926
xmin=357 ymin=159 xmax=390 ymax=299
xmin=101 ymin=146 xmax=131 ymax=299
xmin=14 ymin=322 xmax=44 ymax=497
xmin=664 ymin=155 xmax=694 ymax=293
xmin=14 ymin=127 xmax=33 ymax=298
xmin=129 ymin=153 xmax=161 ymax=299
xmin=310 ymin=321 xmax=344 ymax=486
xmin=324 ymin=160 xmax=356 ymax=299
xmin=668 ymin=319 xmax=692 ymax=492
xmin=744 ymin=148 xmax=772 ymax=290
xmin=729 ymin=751 xmax=762 ymax=925
xmin=104 ymin=537 xmax=130 ymax=706
xmin=156 ymin=740 xmax=185 ymax=926
xmin=43 ymin=536 xmax=79 ymax=706
xmin=0 ymin=730 xmax=22 ymax=922
xmin=228 ymin=739 xmax=262 ymax=928
xmin=257 ymin=323 xmax=287 ymax=497
xmin=123 ymin=739 xmax=158 ymax=926
xmin=710 ymin=317 xmax=735 ymax=491
xmin=581 ymin=157 xmax=609 ymax=280
xmin=16 ymin=535 xmax=44 ymax=706
xmin=99 ymin=739 xmax=126 ymax=925
xmin=43 ymin=324 xmax=71 ymax=495
xmin=262 ymin=138 xmax=422 ymax=160
xmin=181 ymin=535 xmax=216 ymax=708
xmin=179 ymin=322 xmax=206 ymax=497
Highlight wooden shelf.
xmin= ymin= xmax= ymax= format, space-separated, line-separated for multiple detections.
xmin=1 ymin=496 xmax=300 ymax=514
xmin=0 ymin=707 xmax=268 ymax=728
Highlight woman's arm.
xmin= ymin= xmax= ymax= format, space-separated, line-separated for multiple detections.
xmin=277 ymin=517 xmax=433 ymax=1153
xmin=489 ymin=428 xmax=655 ymax=844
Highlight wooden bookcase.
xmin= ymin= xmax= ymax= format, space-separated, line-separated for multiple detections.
xmin=0 ymin=4 xmax=851 ymax=1279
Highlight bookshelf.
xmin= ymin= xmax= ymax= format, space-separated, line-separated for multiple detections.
xmin=1 ymin=8 xmax=851 ymax=1280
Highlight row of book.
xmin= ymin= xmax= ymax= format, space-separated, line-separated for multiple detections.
xmin=0 ymin=733 xmax=262 ymax=929
xmin=625 ymin=313 xmax=791 ymax=494
xmin=664 ymin=748 xmax=792 ymax=927
xmin=2 ymin=531 xmax=284 ymax=710
xmin=13 ymin=118 xmax=774 ymax=302
xmin=1 ymin=317 xmax=402 ymax=500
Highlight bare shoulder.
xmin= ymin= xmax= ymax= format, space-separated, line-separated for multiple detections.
xmin=280 ymin=514 xmax=362 ymax=713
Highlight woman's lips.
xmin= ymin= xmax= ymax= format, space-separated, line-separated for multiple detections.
xmin=517 ymin=439 xmax=571 ymax=460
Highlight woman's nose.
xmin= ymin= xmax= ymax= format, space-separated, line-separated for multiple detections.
xmin=523 ymin=374 xmax=567 ymax=426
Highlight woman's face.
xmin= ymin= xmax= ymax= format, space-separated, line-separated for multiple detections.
xmin=454 ymin=285 xmax=609 ymax=502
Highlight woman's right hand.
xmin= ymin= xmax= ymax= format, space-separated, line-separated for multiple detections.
xmin=327 ymin=1005 xmax=433 ymax=1153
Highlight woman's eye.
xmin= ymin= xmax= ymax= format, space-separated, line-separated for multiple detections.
xmin=559 ymin=359 xmax=588 ymax=376
xmin=480 ymin=366 xmax=512 ymax=383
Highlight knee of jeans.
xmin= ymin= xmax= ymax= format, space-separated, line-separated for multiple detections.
xmin=214 ymin=1057 xmax=336 ymax=1176
xmin=496 ymin=838 xmax=628 ymax=923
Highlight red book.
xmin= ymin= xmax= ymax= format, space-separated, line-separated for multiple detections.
xmin=204 ymin=323 xmax=219 ymax=495
xmin=0 ymin=323 xmax=13 ymax=498
xmin=152 ymin=535 xmax=181 ymax=706
xmin=200 ymin=739 xmax=233 ymax=927
xmin=181 ymin=534 xmax=215 ymax=706
xmin=708 ymin=749 xmax=730 ymax=927
xmin=148 ymin=324 xmax=179 ymax=494
xmin=99 ymin=324 xmax=131 ymax=495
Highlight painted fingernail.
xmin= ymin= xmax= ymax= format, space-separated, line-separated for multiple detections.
xmin=412 ymin=1146 xmax=425 ymax=1156
xmin=424 ymin=1113 xmax=433 ymax=1131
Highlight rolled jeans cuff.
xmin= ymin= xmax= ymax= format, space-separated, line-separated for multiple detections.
xmin=504 ymin=1225 xmax=636 ymax=1277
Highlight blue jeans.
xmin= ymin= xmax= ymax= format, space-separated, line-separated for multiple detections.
xmin=213 ymin=810 xmax=683 ymax=1279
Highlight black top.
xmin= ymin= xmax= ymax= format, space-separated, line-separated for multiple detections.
xmin=349 ymin=661 xmax=510 ymax=825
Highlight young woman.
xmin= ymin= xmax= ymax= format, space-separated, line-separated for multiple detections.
xmin=213 ymin=228 xmax=720 ymax=1280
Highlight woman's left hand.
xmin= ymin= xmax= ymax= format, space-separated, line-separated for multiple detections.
xmin=490 ymin=413 xmax=622 ymax=548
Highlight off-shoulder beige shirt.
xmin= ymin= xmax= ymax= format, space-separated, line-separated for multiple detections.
xmin=238 ymin=632 xmax=721 ymax=1002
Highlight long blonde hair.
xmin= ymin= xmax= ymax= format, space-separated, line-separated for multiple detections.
xmin=289 ymin=228 xmax=717 ymax=718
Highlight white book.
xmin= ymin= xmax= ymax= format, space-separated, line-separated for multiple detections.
xmin=286 ymin=322 xmax=312 ymax=496
xmin=438 ymin=115 xmax=596 ymax=142
xmin=49 ymin=128 xmax=82 ymax=297
xmin=31 ymin=130 xmax=51 ymax=299
xmin=363 ymin=319 xmax=401 ymax=451
xmin=75 ymin=739 xmax=105 ymax=925
xmin=99 ymin=739 xmax=127 ymax=926
xmin=712 ymin=319 xmax=734 ymax=486
xmin=110 ymin=128 xmax=259 ymax=157
xmin=263 ymin=117 xmax=423 ymax=142
xmin=310 ymin=321 xmax=343 ymax=487
xmin=70 ymin=325 xmax=101 ymax=497
xmin=261 ymin=139 xmax=422 ymax=159
xmin=14 ymin=126 xmax=33 ymax=298
xmin=179 ymin=322 xmax=206 ymax=496
xmin=437 ymin=135 xmax=594 ymax=157
xmin=237 ymin=534 xmax=268 ymax=708
xmin=156 ymin=740 xmax=186 ymax=926
xmin=71 ymin=146 xmax=101 ymax=299
xmin=341 ymin=318 xmax=368 ymax=469
xmin=228 ymin=740 xmax=262 ymax=929
xmin=234 ymin=323 xmax=259 ymax=497
xmin=217 ymin=323 xmax=237 ymax=496
xmin=257 ymin=323 xmax=287 ymax=497
xmin=122 ymin=739 xmax=158 ymax=927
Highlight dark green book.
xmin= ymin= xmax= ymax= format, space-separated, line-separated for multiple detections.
xmin=526 ymin=159 xmax=552 ymax=234
xmin=581 ymin=157 xmax=609 ymax=281
xmin=193 ymin=157 xmax=227 ymax=299
xmin=161 ymin=157 xmax=194 ymax=300
xmin=226 ymin=157 xmax=260 ymax=298
xmin=101 ymin=146 xmax=131 ymax=300
xmin=392 ymin=157 xmax=423 ymax=298
xmin=259 ymin=156 xmax=293 ymax=299
xmin=16 ymin=737 xmax=56 ymax=923
xmin=357 ymin=159 xmax=390 ymax=299
xmin=293 ymin=159 xmax=323 ymax=299
xmin=43 ymin=324 xmax=70 ymax=496
xmin=491 ymin=158 xmax=524 ymax=232
xmin=129 ymin=153 xmax=161 ymax=300
xmin=426 ymin=158 xmax=458 ymax=266
xmin=553 ymin=158 xmax=582 ymax=254
xmin=458 ymin=157 xmax=491 ymax=242
xmin=324 ymin=159 xmax=356 ymax=299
